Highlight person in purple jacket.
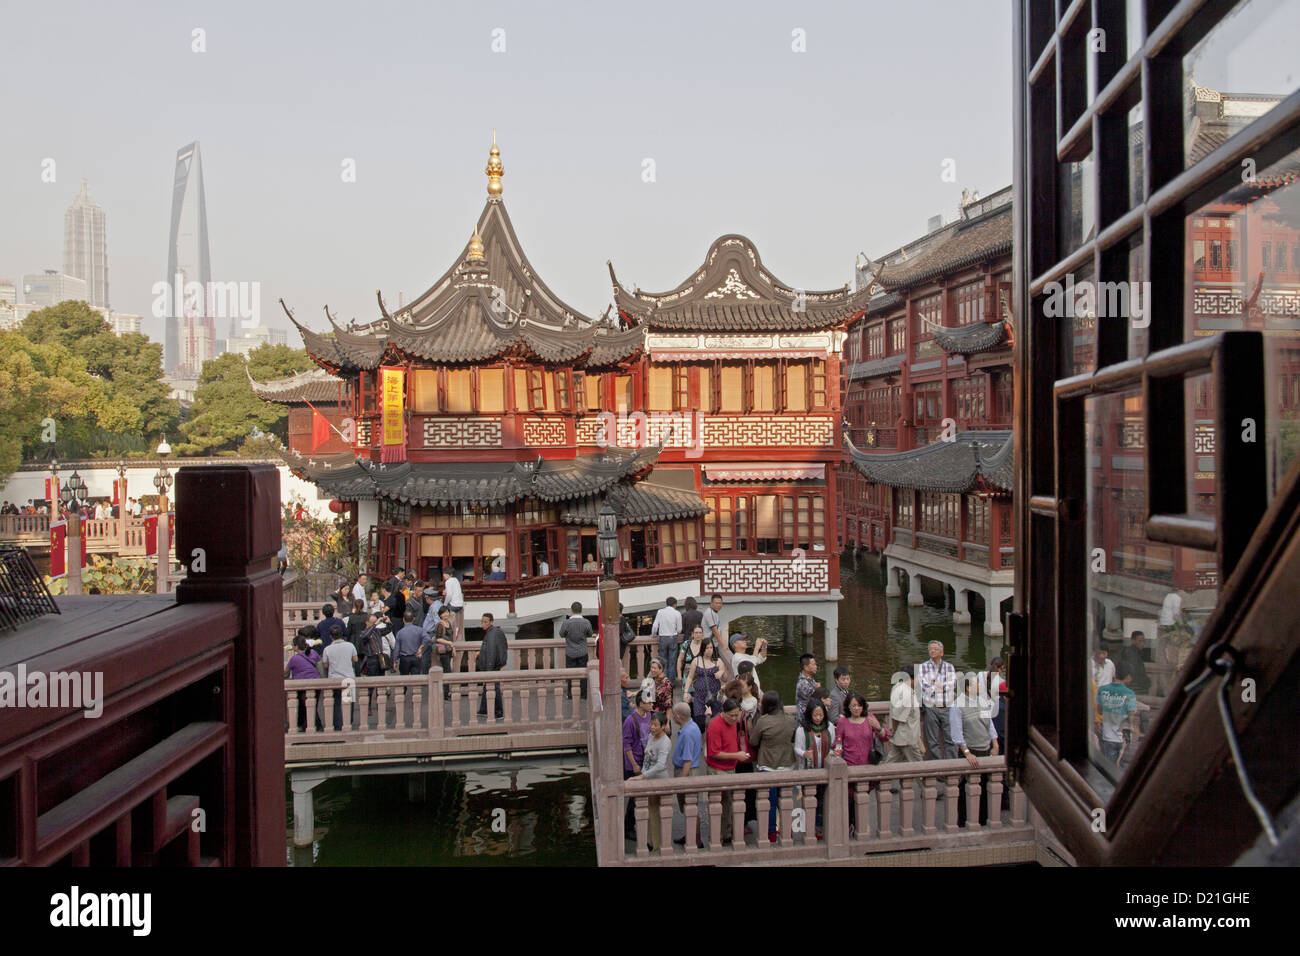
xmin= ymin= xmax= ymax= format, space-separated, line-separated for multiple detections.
xmin=285 ymin=633 xmax=323 ymax=731
xmin=622 ymin=690 xmax=653 ymax=838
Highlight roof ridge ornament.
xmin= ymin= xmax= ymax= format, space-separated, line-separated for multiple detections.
xmin=486 ymin=130 xmax=504 ymax=197
xmin=467 ymin=226 xmax=485 ymax=260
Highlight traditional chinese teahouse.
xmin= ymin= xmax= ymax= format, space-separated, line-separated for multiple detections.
xmin=267 ymin=136 xmax=862 ymax=650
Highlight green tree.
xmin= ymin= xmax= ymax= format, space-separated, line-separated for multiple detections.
xmin=0 ymin=330 xmax=116 ymax=483
xmin=19 ymin=300 xmax=178 ymax=440
xmin=179 ymin=344 xmax=314 ymax=455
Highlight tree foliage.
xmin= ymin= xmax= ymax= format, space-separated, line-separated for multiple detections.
xmin=20 ymin=301 xmax=178 ymax=439
xmin=0 ymin=329 xmax=116 ymax=483
xmin=179 ymin=344 xmax=314 ymax=455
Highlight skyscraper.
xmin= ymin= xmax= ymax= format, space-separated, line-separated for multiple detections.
xmin=164 ymin=141 xmax=212 ymax=375
xmin=63 ymin=179 xmax=108 ymax=308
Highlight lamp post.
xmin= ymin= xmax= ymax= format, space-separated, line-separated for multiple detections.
xmin=115 ymin=458 xmax=129 ymax=550
xmin=48 ymin=458 xmax=59 ymax=517
xmin=154 ymin=438 xmax=173 ymax=593
xmin=61 ymin=470 xmax=89 ymax=594
xmin=595 ymin=501 xmax=623 ymax=864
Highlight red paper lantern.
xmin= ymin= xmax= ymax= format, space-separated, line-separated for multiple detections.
xmin=328 ymin=499 xmax=347 ymax=514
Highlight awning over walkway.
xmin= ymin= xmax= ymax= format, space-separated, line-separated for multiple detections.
xmin=845 ymin=430 xmax=1013 ymax=493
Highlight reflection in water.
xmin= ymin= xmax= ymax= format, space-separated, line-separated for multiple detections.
xmin=289 ymin=553 xmax=985 ymax=865
xmin=286 ymin=762 xmax=595 ymax=867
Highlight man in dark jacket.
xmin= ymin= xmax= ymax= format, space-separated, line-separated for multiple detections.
xmin=405 ymin=582 xmax=427 ymax=628
xmin=381 ymin=584 xmax=404 ymax=621
xmin=476 ymin=612 xmax=509 ymax=718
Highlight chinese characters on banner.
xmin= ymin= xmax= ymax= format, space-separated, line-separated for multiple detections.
xmin=380 ymin=366 xmax=406 ymax=463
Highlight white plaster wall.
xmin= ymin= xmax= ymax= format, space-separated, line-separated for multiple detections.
xmin=2 ymin=461 xmax=334 ymax=519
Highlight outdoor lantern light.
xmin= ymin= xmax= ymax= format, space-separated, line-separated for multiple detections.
xmin=156 ymin=436 xmax=172 ymax=458
xmin=69 ymin=472 xmax=88 ymax=506
xmin=597 ymin=503 xmax=618 ymax=577
xmin=153 ymin=467 xmax=173 ymax=495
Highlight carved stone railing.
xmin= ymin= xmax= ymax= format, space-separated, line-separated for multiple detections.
xmin=283 ymin=667 xmax=591 ymax=749
xmin=0 ymin=514 xmax=51 ymax=541
xmin=615 ymin=754 xmax=1030 ymax=865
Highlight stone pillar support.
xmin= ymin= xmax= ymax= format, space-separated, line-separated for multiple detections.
xmin=907 ymin=570 xmax=924 ymax=607
xmin=953 ymin=588 xmax=971 ymax=625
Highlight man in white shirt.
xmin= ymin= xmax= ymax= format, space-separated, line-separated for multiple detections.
xmin=917 ymin=640 xmax=956 ymax=760
xmin=650 ymin=597 xmax=683 ymax=683
xmin=884 ymin=664 xmax=923 ymax=762
xmin=1090 ymin=648 xmax=1115 ymax=690
xmin=351 ymin=573 xmax=367 ymax=604
xmin=442 ymin=570 xmax=465 ymax=643
xmin=321 ymin=629 xmax=358 ymax=731
xmin=701 ymin=593 xmax=729 ymax=669
xmin=729 ymin=634 xmax=767 ymax=693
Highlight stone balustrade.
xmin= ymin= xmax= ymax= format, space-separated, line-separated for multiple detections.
xmin=615 ymin=755 xmax=1030 ymax=865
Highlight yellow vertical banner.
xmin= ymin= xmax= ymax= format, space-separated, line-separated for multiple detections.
xmin=380 ymin=366 xmax=406 ymax=461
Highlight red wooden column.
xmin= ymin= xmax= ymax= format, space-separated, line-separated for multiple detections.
xmin=173 ymin=463 xmax=286 ymax=867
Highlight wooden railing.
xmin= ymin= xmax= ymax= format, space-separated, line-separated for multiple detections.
xmin=0 ymin=465 xmax=286 ymax=867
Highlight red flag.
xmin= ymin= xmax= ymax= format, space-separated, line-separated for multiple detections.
xmin=50 ymin=520 xmax=66 ymax=579
xmin=81 ymin=530 xmax=87 ymax=570
xmin=310 ymin=406 xmax=330 ymax=451
xmin=144 ymin=515 xmax=158 ymax=556
xmin=111 ymin=478 xmax=119 ymax=506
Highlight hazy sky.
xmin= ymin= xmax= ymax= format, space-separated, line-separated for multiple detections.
xmin=1 ymin=0 xmax=1014 ymax=344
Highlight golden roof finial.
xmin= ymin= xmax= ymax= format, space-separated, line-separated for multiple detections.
xmin=486 ymin=129 xmax=504 ymax=197
xmin=467 ymin=226 xmax=485 ymax=260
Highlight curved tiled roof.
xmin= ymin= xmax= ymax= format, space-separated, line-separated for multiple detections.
xmin=878 ymin=207 xmax=1012 ymax=291
xmin=559 ymin=481 xmax=709 ymax=525
xmin=280 ymin=444 xmax=663 ymax=506
xmin=845 ymin=429 xmax=1013 ymax=493
xmin=246 ymin=365 xmax=345 ymax=404
xmin=609 ymin=235 xmax=871 ymax=332
xmin=932 ymin=320 xmax=1009 ymax=355
xmin=285 ymin=198 xmax=645 ymax=371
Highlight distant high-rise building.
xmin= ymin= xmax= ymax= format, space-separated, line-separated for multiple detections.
xmin=0 ymin=280 xmax=17 ymax=330
xmin=63 ymin=179 xmax=109 ymax=308
xmin=93 ymin=307 xmax=142 ymax=336
xmin=21 ymin=270 xmax=87 ymax=308
xmin=224 ymin=324 xmax=288 ymax=357
xmin=164 ymin=141 xmax=212 ymax=375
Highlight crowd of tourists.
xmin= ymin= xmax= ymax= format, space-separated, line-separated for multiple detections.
xmin=1 ymin=497 xmax=155 ymax=519
xmin=285 ymin=576 xmax=1012 ymax=844
xmin=615 ymin=598 xmax=1011 ymax=846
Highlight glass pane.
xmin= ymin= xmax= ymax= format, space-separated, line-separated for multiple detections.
xmin=1056 ymin=263 xmax=1098 ymax=377
xmin=1125 ymin=0 xmax=1142 ymax=60
xmin=1185 ymin=147 xmax=1300 ymax=498
xmin=1059 ymin=153 xmax=1096 ymax=257
xmin=413 ymin=369 xmax=439 ymax=413
xmin=1182 ymin=0 xmax=1300 ymax=169
xmin=1127 ymin=99 xmax=1144 ymax=209
xmin=1085 ymin=390 xmax=1218 ymax=783
xmin=446 ymin=369 xmax=472 ymax=413
xmin=648 ymin=365 xmax=673 ymax=411
xmin=479 ymin=368 xmax=505 ymax=412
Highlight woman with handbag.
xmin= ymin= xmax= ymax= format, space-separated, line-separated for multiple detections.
xmin=684 ymin=637 xmax=726 ymax=734
xmin=833 ymin=692 xmax=886 ymax=836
